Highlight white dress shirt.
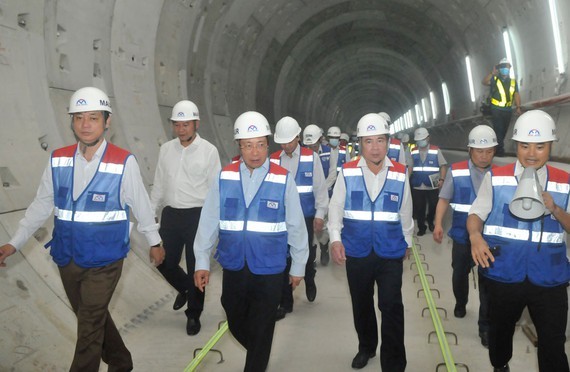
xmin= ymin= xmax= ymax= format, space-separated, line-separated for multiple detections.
xmin=150 ymin=134 xmax=221 ymax=212
xmin=328 ymin=157 xmax=414 ymax=247
xmin=9 ymin=140 xmax=161 ymax=250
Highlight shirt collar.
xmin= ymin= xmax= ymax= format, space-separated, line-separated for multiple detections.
xmin=75 ymin=139 xmax=107 ymax=161
xmin=514 ymin=160 xmax=547 ymax=178
xmin=279 ymin=144 xmax=300 ymax=158
xmin=175 ymin=133 xmax=202 ymax=150
xmin=239 ymin=157 xmax=270 ymax=174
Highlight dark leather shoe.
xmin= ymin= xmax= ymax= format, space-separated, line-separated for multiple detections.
xmin=454 ymin=304 xmax=466 ymax=318
xmin=417 ymin=230 xmax=426 ymax=236
xmin=173 ymin=290 xmax=187 ymax=311
xmin=351 ymin=351 xmax=376 ymax=369
xmin=186 ymin=318 xmax=201 ymax=336
xmin=479 ymin=331 xmax=489 ymax=348
xmin=320 ymin=243 xmax=329 ymax=266
xmin=493 ymin=364 xmax=509 ymax=372
xmin=275 ymin=307 xmax=292 ymax=321
xmin=305 ymin=278 xmax=317 ymax=302
xmin=428 ymin=223 xmax=435 ymax=232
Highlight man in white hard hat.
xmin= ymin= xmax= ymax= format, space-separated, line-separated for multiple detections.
xmin=467 ymin=110 xmax=570 ymax=372
xmin=329 ymin=113 xmax=413 ymax=371
xmin=433 ymin=125 xmax=497 ymax=346
xmin=193 ymin=111 xmax=308 ymax=371
xmin=0 ymin=87 xmax=165 ymax=371
xmin=410 ymin=127 xmax=447 ymax=236
xmin=150 ymin=100 xmax=221 ymax=336
xmin=271 ymin=116 xmax=328 ymax=319
xmin=304 ymin=124 xmax=333 ymax=265
xmin=482 ymin=58 xmax=522 ymax=157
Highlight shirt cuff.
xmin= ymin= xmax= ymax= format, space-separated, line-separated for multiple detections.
xmin=289 ymin=261 xmax=306 ymax=277
xmin=329 ymin=230 xmax=342 ymax=244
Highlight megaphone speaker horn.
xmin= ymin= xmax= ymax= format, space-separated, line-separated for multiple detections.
xmin=509 ymin=167 xmax=546 ymax=220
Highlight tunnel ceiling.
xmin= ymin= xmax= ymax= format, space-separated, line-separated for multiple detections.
xmin=224 ymin=0 xmax=479 ymax=132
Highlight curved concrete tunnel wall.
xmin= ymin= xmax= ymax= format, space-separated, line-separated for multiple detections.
xmin=0 ymin=0 xmax=569 ymax=369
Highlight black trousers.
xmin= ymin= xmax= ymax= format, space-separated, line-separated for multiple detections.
xmin=221 ymin=266 xmax=283 ymax=372
xmin=280 ymin=216 xmax=315 ymax=310
xmin=452 ymin=241 xmax=490 ymax=332
xmin=411 ymin=188 xmax=439 ymax=232
xmin=486 ymin=278 xmax=569 ymax=371
xmin=490 ymin=108 xmax=513 ymax=155
xmin=59 ymin=259 xmax=132 ymax=372
xmin=157 ymin=206 xmax=204 ymax=319
xmin=346 ymin=252 xmax=406 ymax=372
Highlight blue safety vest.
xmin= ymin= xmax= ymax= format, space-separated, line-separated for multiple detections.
xmin=341 ymin=160 xmax=408 ymax=258
xmin=336 ymin=145 xmax=347 ymax=172
xmin=50 ymin=143 xmax=131 ymax=268
xmin=482 ymin=163 xmax=570 ymax=286
xmin=410 ymin=145 xmax=440 ymax=188
xmin=216 ymin=161 xmax=289 ymax=274
xmin=319 ymin=144 xmax=331 ymax=179
xmin=387 ymin=138 xmax=402 ymax=162
xmin=447 ymin=161 xmax=496 ymax=244
xmin=270 ymin=146 xmax=316 ymax=217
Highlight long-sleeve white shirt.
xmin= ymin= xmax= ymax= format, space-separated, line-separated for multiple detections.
xmin=273 ymin=144 xmax=329 ymax=219
xmin=328 ymin=157 xmax=414 ymax=247
xmin=150 ymin=134 xmax=221 ymax=212
xmin=9 ymin=140 xmax=161 ymax=250
xmin=194 ymin=159 xmax=309 ymax=277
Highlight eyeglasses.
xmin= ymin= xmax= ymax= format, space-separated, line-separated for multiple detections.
xmin=239 ymin=143 xmax=268 ymax=151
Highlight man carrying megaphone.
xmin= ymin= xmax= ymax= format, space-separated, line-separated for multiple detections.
xmin=467 ymin=110 xmax=570 ymax=372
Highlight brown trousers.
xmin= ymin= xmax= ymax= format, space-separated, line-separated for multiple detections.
xmin=59 ymin=259 xmax=132 ymax=372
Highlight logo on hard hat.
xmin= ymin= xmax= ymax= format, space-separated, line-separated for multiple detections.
xmin=528 ymin=129 xmax=541 ymax=137
xmin=247 ymin=125 xmax=259 ymax=133
xmin=479 ymin=139 xmax=489 ymax=144
xmin=177 ymin=112 xmax=185 ymax=117
xmin=76 ymin=99 xmax=88 ymax=106
xmin=367 ymin=125 xmax=376 ymax=131
xmin=99 ymin=99 xmax=111 ymax=108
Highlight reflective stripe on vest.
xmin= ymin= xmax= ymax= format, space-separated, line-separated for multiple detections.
xmin=490 ymin=77 xmax=516 ymax=107
xmin=55 ymin=208 xmax=127 ymax=222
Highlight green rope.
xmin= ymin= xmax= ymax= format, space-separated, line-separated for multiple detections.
xmin=411 ymin=240 xmax=457 ymax=372
xmin=184 ymin=321 xmax=229 ymax=372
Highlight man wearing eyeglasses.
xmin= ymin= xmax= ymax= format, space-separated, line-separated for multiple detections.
xmin=150 ymin=100 xmax=221 ymax=336
xmin=482 ymin=58 xmax=522 ymax=157
xmin=193 ymin=111 xmax=308 ymax=371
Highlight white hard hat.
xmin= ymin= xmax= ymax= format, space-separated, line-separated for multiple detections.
xmin=68 ymin=87 xmax=112 ymax=114
xmin=274 ymin=116 xmax=301 ymax=144
xmin=327 ymin=126 xmax=341 ymax=137
xmin=468 ymin=125 xmax=498 ymax=148
xmin=414 ymin=127 xmax=429 ymax=141
xmin=512 ymin=110 xmax=557 ymax=143
xmin=340 ymin=133 xmax=350 ymax=141
xmin=170 ymin=100 xmax=199 ymax=121
xmin=356 ymin=113 xmax=390 ymax=137
xmin=378 ymin=112 xmax=391 ymax=123
xmin=303 ymin=124 xmax=322 ymax=145
xmin=233 ymin=111 xmax=272 ymax=140
xmin=498 ymin=58 xmax=511 ymax=66
xmin=402 ymin=134 xmax=410 ymax=143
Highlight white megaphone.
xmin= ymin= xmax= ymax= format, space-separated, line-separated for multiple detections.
xmin=509 ymin=166 xmax=546 ymax=219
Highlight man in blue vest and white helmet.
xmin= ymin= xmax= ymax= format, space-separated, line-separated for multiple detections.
xmin=329 ymin=113 xmax=413 ymax=371
xmin=303 ymin=123 xmax=333 ymax=265
xmin=467 ymin=110 xmax=570 ymax=372
xmin=271 ymin=116 xmax=328 ymax=319
xmin=433 ymin=124 xmax=497 ymax=347
xmin=410 ymin=127 xmax=447 ymax=236
xmin=193 ymin=111 xmax=308 ymax=371
xmin=0 ymin=87 xmax=165 ymax=371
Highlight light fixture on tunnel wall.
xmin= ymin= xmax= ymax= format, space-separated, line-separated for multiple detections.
xmin=465 ymin=55 xmax=476 ymax=103
xmin=421 ymin=98 xmax=429 ymax=122
xmin=415 ymin=104 xmax=423 ymax=124
xmin=430 ymin=91 xmax=438 ymax=120
xmin=442 ymin=82 xmax=451 ymax=115
xmin=549 ymin=0 xmax=566 ymax=75
xmin=502 ymin=28 xmax=515 ymax=79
